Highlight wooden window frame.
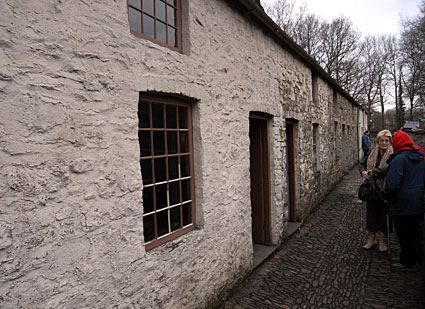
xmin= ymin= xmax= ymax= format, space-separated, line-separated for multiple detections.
xmin=128 ymin=0 xmax=182 ymax=52
xmin=138 ymin=94 xmax=195 ymax=250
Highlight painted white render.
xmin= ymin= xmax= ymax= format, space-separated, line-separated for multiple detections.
xmin=0 ymin=0 xmax=366 ymax=308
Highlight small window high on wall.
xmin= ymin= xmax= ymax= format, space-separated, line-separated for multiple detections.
xmin=138 ymin=94 xmax=195 ymax=250
xmin=128 ymin=0 xmax=182 ymax=52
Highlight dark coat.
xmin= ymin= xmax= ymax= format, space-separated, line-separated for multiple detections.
xmin=385 ymin=149 xmax=425 ymax=216
xmin=362 ymin=133 xmax=371 ymax=150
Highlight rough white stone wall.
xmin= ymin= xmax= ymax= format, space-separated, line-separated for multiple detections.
xmin=0 ymin=0 xmax=361 ymax=308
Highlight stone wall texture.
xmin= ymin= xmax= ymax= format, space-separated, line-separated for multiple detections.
xmin=0 ymin=0 xmax=366 ymax=308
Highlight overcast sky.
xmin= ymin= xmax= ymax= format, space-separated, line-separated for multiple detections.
xmin=261 ymin=0 xmax=422 ymax=36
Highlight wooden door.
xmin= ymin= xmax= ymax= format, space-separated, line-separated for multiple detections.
xmin=249 ymin=115 xmax=271 ymax=244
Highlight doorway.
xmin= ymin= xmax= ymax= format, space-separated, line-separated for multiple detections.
xmin=249 ymin=114 xmax=271 ymax=245
xmin=286 ymin=119 xmax=297 ymax=223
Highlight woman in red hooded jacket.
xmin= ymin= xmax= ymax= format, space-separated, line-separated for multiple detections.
xmin=385 ymin=130 xmax=425 ymax=272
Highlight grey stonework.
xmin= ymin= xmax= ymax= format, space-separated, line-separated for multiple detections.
xmin=0 ymin=0 xmax=367 ymax=308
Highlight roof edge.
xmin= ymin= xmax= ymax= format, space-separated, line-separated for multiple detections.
xmin=225 ymin=0 xmax=361 ymax=109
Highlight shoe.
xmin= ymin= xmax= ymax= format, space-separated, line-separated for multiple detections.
xmin=363 ymin=232 xmax=377 ymax=250
xmin=363 ymin=242 xmax=376 ymax=250
xmin=391 ymin=262 xmax=418 ymax=272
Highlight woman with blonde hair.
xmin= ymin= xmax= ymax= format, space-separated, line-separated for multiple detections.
xmin=359 ymin=129 xmax=393 ymax=251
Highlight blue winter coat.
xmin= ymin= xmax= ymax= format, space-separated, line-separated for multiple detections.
xmin=385 ymin=149 xmax=425 ymax=215
xmin=362 ymin=133 xmax=371 ymax=150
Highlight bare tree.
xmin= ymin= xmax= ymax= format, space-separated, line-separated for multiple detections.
xmin=399 ymin=0 xmax=425 ymax=118
xmin=263 ymin=0 xmax=299 ymax=33
xmin=318 ymin=17 xmax=361 ymax=83
xmin=358 ymin=36 xmax=382 ymax=121
xmin=290 ymin=13 xmax=323 ymax=57
xmin=382 ymin=35 xmax=405 ymax=128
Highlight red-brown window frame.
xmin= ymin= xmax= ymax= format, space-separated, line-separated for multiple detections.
xmin=138 ymin=94 xmax=195 ymax=250
xmin=127 ymin=0 xmax=182 ymax=52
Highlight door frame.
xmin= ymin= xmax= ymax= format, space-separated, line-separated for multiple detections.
xmin=249 ymin=113 xmax=271 ymax=245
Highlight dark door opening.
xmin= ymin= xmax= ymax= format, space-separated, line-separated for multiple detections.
xmin=249 ymin=115 xmax=271 ymax=245
xmin=286 ymin=120 xmax=297 ymax=222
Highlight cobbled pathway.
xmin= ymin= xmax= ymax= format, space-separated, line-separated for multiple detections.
xmin=220 ymin=167 xmax=424 ymax=309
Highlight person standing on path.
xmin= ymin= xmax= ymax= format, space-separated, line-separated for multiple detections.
xmin=385 ymin=130 xmax=425 ymax=272
xmin=362 ymin=130 xmax=371 ymax=157
xmin=359 ymin=129 xmax=393 ymax=251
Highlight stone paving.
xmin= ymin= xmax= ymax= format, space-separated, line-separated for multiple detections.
xmin=220 ymin=167 xmax=424 ymax=309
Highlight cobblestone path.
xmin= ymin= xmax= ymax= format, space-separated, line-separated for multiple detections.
xmin=221 ymin=167 xmax=424 ymax=309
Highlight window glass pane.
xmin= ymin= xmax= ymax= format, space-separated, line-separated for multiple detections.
xmin=169 ymin=180 xmax=180 ymax=205
xmin=143 ymin=186 xmax=154 ymax=213
xmin=179 ymin=131 xmax=188 ymax=153
xmin=167 ymin=5 xmax=175 ymax=26
xmin=166 ymin=105 xmax=177 ymax=128
xmin=154 ymin=157 xmax=166 ymax=182
xmin=129 ymin=7 xmax=142 ymax=33
xmin=167 ymin=131 xmax=178 ymax=154
xmin=178 ymin=106 xmax=188 ymax=128
xmin=153 ymin=131 xmax=165 ymax=155
xmin=182 ymin=203 xmax=191 ymax=226
xmin=140 ymin=159 xmax=153 ymax=185
xmin=170 ymin=206 xmax=181 ymax=231
xmin=143 ymin=0 xmax=154 ymax=15
xmin=181 ymin=179 xmax=190 ymax=202
xmin=166 ymin=0 xmax=175 ymax=5
xmin=155 ymin=183 xmax=167 ymax=210
xmin=143 ymin=214 xmax=155 ymax=242
xmin=180 ymin=155 xmax=190 ymax=177
xmin=168 ymin=26 xmax=176 ymax=47
xmin=157 ymin=210 xmax=169 ymax=237
xmin=156 ymin=0 xmax=166 ymax=21
xmin=152 ymin=104 xmax=164 ymax=128
xmin=138 ymin=101 xmax=150 ymax=128
xmin=143 ymin=13 xmax=154 ymax=38
xmin=139 ymin=131 xmax=151 ymax=157
xmin=168 ymin=156 xmax=178 ymax=180
xmin=129 ymin=0 xmax=141 ymax=9
xmin=156 ymin=20 xmax=166 ymax=43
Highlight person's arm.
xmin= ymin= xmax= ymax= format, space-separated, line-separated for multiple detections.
xmin=372 ymin=166 xmax=388 ymax=178
xmin=385 ymin=157 xmax=404 ymax=198
xmin=359 ymin=149 xmax=370 ymax=179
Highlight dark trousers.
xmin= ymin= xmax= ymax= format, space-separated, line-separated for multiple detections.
xmin=366 ymin=200 xmax=388 ymax=233
xmin=363 ymin=148 xmax=369 ymax=157
xmin=392 ymin=214 xmax=423 ymax=266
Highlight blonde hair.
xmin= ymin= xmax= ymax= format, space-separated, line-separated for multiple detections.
xmin=376 ymin=129 xmax=392 ymax=143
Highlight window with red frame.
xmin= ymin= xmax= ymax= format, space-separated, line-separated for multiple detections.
xmin=138 ymin=94 xmax=195 ymax=250
xmin=128 ymin=0 xmax=182 ymax=52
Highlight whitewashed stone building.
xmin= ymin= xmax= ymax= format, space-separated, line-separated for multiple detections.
xmin=0 ymin=0 xmax=368 ymax=308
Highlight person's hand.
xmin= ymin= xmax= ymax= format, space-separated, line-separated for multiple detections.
xmin=372 ymin=167 xmax=385 ymax=177
xmin=361 ymin=170 xmax=370 ymax=180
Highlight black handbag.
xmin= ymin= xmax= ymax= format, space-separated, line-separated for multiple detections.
xmin=358 ymin=179 xmax=385 ymax=201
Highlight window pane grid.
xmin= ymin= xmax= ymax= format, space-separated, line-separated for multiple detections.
xmin=128 ymin=0 xmax=179 ymax=48
xmin=143 ymin=198 xmax=192 ymax=215
xmin=138 ymin=98 xmax=194 ymax=247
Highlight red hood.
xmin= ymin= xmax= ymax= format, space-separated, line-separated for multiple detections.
xmin=393 ymin=130 xmax=414 ymax=152
xmin=393 ymin=130 xmax=425 ymax=159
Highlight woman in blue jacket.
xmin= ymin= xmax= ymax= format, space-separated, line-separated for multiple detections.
xmin=385 ymin=130 xmax=425 ymax=272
